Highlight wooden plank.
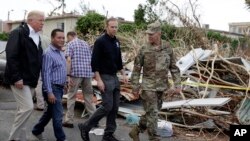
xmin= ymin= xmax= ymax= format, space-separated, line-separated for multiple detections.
xmin=236 ymin=97 xmax=250 ymax=125
xmin=118 ymin=107 xmax=142 ymax=117
xmin=207 ymin=109 xmax=231 ymax=115
xmin=118 ymin=103 xmax=145 ymax=117
xmin=161 ymin=98 xmax=231 ymax=109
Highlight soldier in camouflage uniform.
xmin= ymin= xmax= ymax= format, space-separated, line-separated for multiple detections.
xmin=129 ymin=21 xmax=181 ymax=141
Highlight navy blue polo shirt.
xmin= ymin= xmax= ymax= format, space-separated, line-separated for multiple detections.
xmin=91 ymin=33 xmax=123 ymax=75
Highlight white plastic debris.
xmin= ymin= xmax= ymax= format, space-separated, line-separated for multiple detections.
xmin=157 ymin=120 xmax=173 ymax=137
xmin=89 ymin=128 xmax=104 ymax=136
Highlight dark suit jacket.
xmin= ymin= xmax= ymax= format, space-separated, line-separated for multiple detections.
xmin=4 ymin=23 xmax=43 ymax=88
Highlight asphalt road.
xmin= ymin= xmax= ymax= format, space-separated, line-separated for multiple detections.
xmin=0 ymin=87 xmax=185 ymax=141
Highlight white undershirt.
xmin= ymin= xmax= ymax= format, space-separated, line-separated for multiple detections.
xmin=28 ymin=24 xmax=40 ymax=47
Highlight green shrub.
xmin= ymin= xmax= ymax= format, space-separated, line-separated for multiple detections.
xmin=76 ymin=12 xmax=105 ymax=36
xmin=161 ymin=23 xmax=177 ymax=40
xmin=118 ymin=23 xmax=136 ymax=33
xmin=0 ymin=32 xmax=9 ymax=41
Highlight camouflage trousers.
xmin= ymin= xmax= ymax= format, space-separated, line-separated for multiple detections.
xmin=138 ymin=90 xmax=163 ymax=141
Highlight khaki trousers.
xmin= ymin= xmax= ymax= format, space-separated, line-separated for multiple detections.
xmin=64 ymin=77 xmax=96 ymax=124
xmin=35 ymin=80 xmax=44 ymax=109
xmin=8 ymin=85 xmax=35 ymax=140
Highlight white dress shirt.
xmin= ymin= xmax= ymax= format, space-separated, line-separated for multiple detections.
xmin=28 ymin=24 xmax=40 ymax=47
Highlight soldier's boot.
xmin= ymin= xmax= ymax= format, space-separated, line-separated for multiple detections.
xmin=129 ymin=126 xmax=140 ymax=141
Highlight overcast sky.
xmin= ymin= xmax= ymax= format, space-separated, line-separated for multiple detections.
xmin=0 ymin=0 xmax=250 ymax=31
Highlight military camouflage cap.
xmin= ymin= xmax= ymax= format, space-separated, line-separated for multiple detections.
xmin=145 ymin=21 xmax=161 ymax=34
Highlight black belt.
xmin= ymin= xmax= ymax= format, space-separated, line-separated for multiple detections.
xmin=52 ymin=84 xmax=64 ymax=88
xmin=100 ymin=74 xmax=116 ymax=76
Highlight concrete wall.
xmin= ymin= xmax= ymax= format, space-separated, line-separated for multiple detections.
xmin=44 ymin=16 xmax=78 ymax=37
xmin=229 ymin=22 xmax=250 ymax=35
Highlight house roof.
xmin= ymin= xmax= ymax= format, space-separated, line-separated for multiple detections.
xmin=45 ymin=14 xmax=81 ymax=21
xmin=229 ymin=22 xmax=250 ymax=26
xmin=5 ymin=13 xmax=133 ymax=24
xmin=5 ymin=13 xmax=81 ymax=24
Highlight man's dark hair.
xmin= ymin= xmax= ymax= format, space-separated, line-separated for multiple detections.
xmin=67 ymin=31 xmax=77 ymax=37
xmin=51 ymin=28 xmax=64 ymax=38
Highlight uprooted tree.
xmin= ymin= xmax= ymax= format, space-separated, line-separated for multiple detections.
xmin=46 ymin=0 xmax=66 ymax=16
xmin=72 ymin=1 xmax=250 ymax=138
xmin=74 ymin=0 xmax=250 ymax=62
xmin=123 ymin=0 xmax=250 ymax=60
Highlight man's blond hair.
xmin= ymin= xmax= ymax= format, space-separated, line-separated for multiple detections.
xmin=27 ymin=10 xmax=45 ymax=21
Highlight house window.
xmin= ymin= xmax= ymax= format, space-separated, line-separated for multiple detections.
xmin=57 ymin=22 xmax=64 ymax=31
xmin=238 ymin=27 xmax=242 ymax=34
xmin=230 ymin=26 xmax=236 ymax=33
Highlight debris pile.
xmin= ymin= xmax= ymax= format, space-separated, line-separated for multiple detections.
xmin=64 ymin=46 xmax=250 ymax=139
xmin=163 ymin=47 xmax=250 ymax=132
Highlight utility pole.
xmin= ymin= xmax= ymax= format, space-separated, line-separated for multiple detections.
xmin=7 ymin=9 xmax=14 ymax=21
xmin=24 ymin=10 xmax=28 ymax=21
xmin=62 ymin=0 xmax=65 ymax=15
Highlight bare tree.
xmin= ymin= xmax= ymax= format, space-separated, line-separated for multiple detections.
xmin=144 ymin=0 xmax=208 ymax=48
xmin=79 ymin=0 xmax=90 ymax=15
xmin=245 ymin=0 xmax=250 ymax=9
xmin=46 ymin=0 xmax=66 ymax=16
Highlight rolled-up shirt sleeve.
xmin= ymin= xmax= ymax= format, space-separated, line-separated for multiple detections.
xmin=42 ymin=54 xmax=53 ymax=94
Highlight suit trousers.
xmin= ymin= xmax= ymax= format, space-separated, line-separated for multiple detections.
xmin=83 ymin=74 xmax=120 ymax=134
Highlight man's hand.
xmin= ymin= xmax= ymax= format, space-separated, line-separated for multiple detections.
xmin=48 ymin=93 xmax=56 ymax=104
xmin=64 ymin=84 xmax=68 ymax=94
xmin=67 ymin=76 xmax=74 ymax=87
xmin=122 ymin=74 xmax=128 ymax=84
xmin=14 ymin=80 xmax=23 ymax=89
xmin=132 ymin=91 xmax=140 ymax=99
xmin=167 ymin=87 xmax=181 ymax=95
xmin=132 ymin=86 xmax=140 ymax=99
xmin=174 ymin=87 xmax=182 ymax=94
xmin=97 ymin=79 xmax=105 ymax=92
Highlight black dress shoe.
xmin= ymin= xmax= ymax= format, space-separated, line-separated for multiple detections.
xmin=94 ymin=123 xmax=99 ymax=128
xmin=102 ymin=134 xmax=119 ymax=141
xmin=78 ymin=123 xmax=90 ymax=141
xmin=34 ymin=107 xmax=44 ymax=111
xmin=62 ymin=122 xmax=74 ymax=128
